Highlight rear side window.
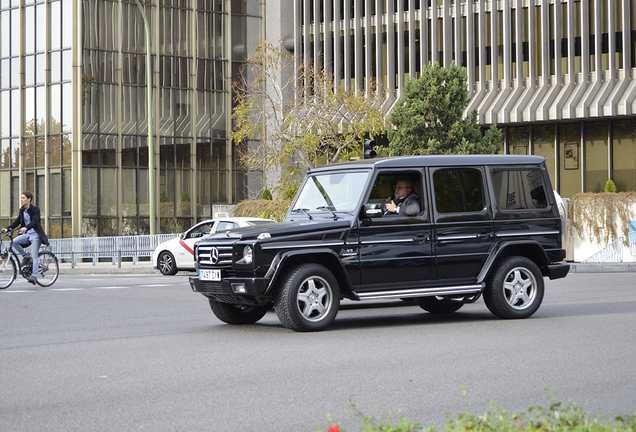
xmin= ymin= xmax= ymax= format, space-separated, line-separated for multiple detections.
xmin=433 ymin=168 xmax=485 ymax=213
xmin=492 ymin=169 xmax=548 ymax=210
xmin=215 ymin=221 xmax=239 ymax=232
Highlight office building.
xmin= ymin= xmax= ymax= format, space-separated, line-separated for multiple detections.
xmin=1 ymin=0 xmax=262 ymax=237
xmin=293 ymin=0 xmax=636 ymax=197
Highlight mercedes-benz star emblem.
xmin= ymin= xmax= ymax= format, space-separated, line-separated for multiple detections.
xmin=210 ymin=247 xmax=219 ymax=264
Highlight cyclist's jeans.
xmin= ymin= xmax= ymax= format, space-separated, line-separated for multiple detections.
xmin=14 ymin=235 xmax=41 ymax=277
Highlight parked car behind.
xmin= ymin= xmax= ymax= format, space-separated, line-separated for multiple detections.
xmin=153 ymin=217 xmax=275 ymax=275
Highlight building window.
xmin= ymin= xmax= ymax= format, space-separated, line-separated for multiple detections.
xmin=510 ymin=126 xmax=529 ymax=155
xmin=585 ymin=121 xmax=609 ymax=193
xmin=613 ymin=119 xmax=636 ymax=192
xmin=532 ymin=124 xmax=556 ymax=190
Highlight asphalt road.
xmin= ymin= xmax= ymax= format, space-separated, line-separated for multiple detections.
xmin=1 ymin=272 xmax=635 ymax=432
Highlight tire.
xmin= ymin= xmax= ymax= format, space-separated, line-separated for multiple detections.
xmin=484 ymin=256 xmax=544 ymax=319
xmin=0 ymin=255 xmax=17 ymax=289
xmin=158 ymin=251 xmax=178 ymax=275
xmin=274 ymin=263 xmax=340 ymax=332
xmin=35 ymin=251 xmax=59 ymax=287
xmin=209 ymin=299 xmax=269 ymax=324
xmin=415 ymin=296 xmax=464 ymax=314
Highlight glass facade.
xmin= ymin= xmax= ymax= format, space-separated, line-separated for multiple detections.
xmin=80 ymin=0 xmax=261 ymax=235
xmin=0 ymin=0 xmax=262 ymax=237
xmin=1 ymin=0 xmax=73 ymax=238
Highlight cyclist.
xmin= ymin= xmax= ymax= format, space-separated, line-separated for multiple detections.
xmin=1 ymin=190 xmax=50 ymax=285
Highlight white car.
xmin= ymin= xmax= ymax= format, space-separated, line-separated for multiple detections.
xmin=152 ymin=217 xmax=275 ymax=275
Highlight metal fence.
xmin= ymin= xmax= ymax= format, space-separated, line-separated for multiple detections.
xmin=48 ymin=234 xmax=178 ymax=268
xmin=582 ymin=237 xmax=624 ymax=263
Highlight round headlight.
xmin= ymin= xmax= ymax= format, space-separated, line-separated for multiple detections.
xmin=243 ymin=245 xmax=253 ymax=264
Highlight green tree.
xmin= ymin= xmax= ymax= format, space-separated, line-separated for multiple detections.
xmin=261 ymin=189 xmax=273 ymax=200
xmin=232 ymin=42 xmax=388 ymax=195
xmin=388 ymin=62 xmax=502 ymax=155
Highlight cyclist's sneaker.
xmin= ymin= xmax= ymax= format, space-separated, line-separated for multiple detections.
xmin=26 ymin=275 xmax=37 ymax=285
xmin=22 ymin=256 xmax=32 ymax=265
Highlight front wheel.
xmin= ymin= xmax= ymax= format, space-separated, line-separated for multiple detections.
xmin=209 ymin=299 xmax=269 ymax=324
xmin=415 ymin=296 xmax=464 ymax=314
xmin=484 ymin=256 xmax=544 ymax=319
xmin=274 ymin=263 xmax=340 ymax=332
xmin=0 ymin=255 xmax=17 ymax=289
xmin=158 ymin=251 xmax=178 ymax=275
xmin=35 ymin=251 xmax=59 ymax=287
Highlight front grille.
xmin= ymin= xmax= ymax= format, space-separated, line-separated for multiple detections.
xmin=197 ymin=243 xmax=233 ymax=267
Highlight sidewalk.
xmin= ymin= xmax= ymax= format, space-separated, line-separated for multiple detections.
xmin=56 ymin=260 xmax=636 ymax=275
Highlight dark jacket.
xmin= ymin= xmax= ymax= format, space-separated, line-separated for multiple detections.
xmin=383 ymin=191 xmax=421 ymax=216
xmin=6 ymin=204 xmax=50 ymax=246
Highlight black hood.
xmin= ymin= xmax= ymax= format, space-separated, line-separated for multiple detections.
xmin=202 ymin=219 xmax=353 ymax=241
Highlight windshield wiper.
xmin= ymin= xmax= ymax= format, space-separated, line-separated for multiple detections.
xmin=291 ymin=208 xmax=313 ymax=219
xmin=316 ymin=206 xmax=339 ymax=219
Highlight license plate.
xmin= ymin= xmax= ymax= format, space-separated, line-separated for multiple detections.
xmin=199 ymin=269 xmax=221 ymax=281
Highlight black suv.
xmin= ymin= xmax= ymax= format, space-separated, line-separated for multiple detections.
xmin=189 ymin=155 xmax=569 ymax=331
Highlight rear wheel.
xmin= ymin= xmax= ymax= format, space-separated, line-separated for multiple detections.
xmin=158 ymin=251 xmax=178 ymax=275
xmin=35 ymin=251 xmax=59 ymax=287
xmin=274 ymin=263 xmax=340 ymax=332
xmin=0 ymin=255 xmax=17 ymax=289
xmin=484 ymin=256 xmax=544 ymax=319
xmin=209 ymin=299 xmax=269 ymax=324
xmin=415 ymin=296 xmax=464 ymax=314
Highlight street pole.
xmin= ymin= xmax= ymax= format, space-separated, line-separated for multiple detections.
xmin=134 ymin=0 xmax=156 ymax=234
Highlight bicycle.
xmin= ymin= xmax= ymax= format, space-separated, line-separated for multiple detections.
xmin=0 ymin=230 xmax=59 ymax=289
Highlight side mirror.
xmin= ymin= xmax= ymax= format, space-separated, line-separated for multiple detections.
xmin=363 ymin=203 xmax=383 ymax=218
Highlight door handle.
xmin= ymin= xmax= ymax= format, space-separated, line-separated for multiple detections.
xmin=477 ymin=232 xmax=492 ymax=239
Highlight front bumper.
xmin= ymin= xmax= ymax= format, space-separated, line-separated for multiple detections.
xmin=189 ymin=275 xmax=272 ymax=304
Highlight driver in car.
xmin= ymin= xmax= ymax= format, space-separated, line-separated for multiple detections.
xmin=383 ymin=177 xmax=421 ymax=216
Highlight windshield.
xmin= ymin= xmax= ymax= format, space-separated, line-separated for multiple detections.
xmin=293 ymin=171 xmax=370 ymax=213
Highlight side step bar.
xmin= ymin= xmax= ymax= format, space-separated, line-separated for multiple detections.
xmin=353 ymin=283 xmax=484 ymax=301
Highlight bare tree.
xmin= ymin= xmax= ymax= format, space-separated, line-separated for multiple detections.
xmin=231 ymin=42 xmax=388 ymax=197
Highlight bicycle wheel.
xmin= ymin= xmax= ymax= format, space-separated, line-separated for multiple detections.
xmin=0 ymin=254 xmax=17 ymax=289
xmin=35 ymin=251 xmax=59 ymax=287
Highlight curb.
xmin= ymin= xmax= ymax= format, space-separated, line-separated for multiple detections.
xmin=568 ymin=263 xmax=636 ymax=273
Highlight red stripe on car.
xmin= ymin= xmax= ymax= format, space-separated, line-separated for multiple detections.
xmin=179 ymin=239 xmax=194 ymax=255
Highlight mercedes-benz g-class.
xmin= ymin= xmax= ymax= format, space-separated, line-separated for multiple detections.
xmin=189 ymin=155 xmax=569 ymax=331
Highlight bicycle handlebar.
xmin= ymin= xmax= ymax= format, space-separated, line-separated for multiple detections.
xmin=1 ymin=230 xmax=16 ymax=242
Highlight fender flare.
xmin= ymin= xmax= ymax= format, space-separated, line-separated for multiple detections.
xmin=477 ymin=240 xmax=550 ymax=283
xmin=263 ymin=248 xmax=353 ymax=295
